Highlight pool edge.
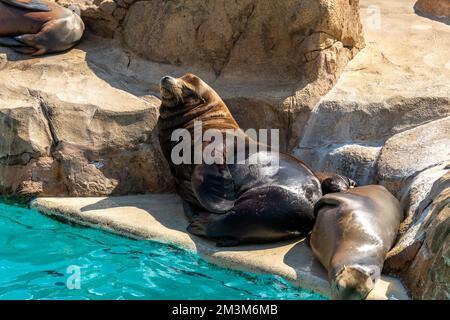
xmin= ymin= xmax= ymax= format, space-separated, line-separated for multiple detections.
xmin=30 ymin=195 xmax=410 ymax=300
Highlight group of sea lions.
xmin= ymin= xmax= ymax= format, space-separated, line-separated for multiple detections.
xmin=158 ymin=74 xmax=404 ymax=300
xmin=0 ymin=4 xmax=404 ymax=300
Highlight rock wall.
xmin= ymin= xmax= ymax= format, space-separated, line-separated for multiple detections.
xmin=294 ymin=0 xmax=450 ymax=299
xmin=56 ymin=0 xmax=365 ymax=151
xmin=1 ymin=0 xmax=366 ymax=195
xmin=0 ymin=51 xmax=173 ymax=196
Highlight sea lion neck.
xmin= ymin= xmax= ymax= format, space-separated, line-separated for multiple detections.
xmin=159 ymin=100 xmax=239 ymax=133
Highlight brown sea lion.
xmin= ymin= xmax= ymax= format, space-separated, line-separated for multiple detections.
xmin=158 ymin=73 xmax=323 ymax=246
xmin=0 ymin=0 xmax=84 ymax=55
xmin=310 ymin=185 xmax=403 ymax=299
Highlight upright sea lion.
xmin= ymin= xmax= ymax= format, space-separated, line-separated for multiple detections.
xmin=310 ymin=185 xmax=403 ymax=299
xmin=158 ymin=73 xmax=323 ymax=246
xmin=0 ymin=0 xmax=84 ymax=55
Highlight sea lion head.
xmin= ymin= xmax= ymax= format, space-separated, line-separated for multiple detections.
xmin=68 ymin=4 xmax=82 ymax=16
xmin=321 ymin=174 xmax=357 ymax=194
xmin=331 ymin=265 xmax=380 ymax=300
xmin=159 ymin=73 xmax=220 ymax=109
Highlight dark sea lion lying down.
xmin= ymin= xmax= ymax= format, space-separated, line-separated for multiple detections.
xmin=158 ymin=73 xmax=328 ymax=246
xmin=310 ymin=185 xmax=403 ymax=299
xmin=0 ymin=0 xmax=84 ymax=55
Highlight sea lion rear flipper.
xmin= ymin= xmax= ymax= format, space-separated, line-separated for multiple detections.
xmin=191 ymin=164 xmax=236 ymax=213
xmin=0 ymin=0 xmax=51 ymax=12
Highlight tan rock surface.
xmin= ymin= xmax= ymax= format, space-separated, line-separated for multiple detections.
xmin=0 ymin=46 xmax=173 ymax=196
xmin=1 ymin=0 xmax=366 ymax=192
xmin=385 ymin=167 xmax=449 ymax=296
xmin=295 ymin=0 xmax=450 ymax=187
xmin=30 ymin=195 xmax=410 ymax=300
xmin=292 ymin=0 xmax=450 ymax=299
xmin=376 ymin=117 xmax=450 ymax=195
xmin=52 ymin=0 xmax=365 ymax=151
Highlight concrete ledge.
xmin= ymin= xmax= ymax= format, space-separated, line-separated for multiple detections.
xmin=30 ymin=195 xmax=409 ymax=300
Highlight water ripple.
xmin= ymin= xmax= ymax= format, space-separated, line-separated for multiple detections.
xmin=0 ymin=201 xmax=326 ymax=300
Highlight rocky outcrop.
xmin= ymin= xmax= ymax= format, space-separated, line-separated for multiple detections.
xmin=377 ymin=118 xmax=450 ymax=195
xmin=294 ymin=0 xmax=450 ymax=299
xmin=56 ymin=0 xmax=132 ymax=38
xmin=415 ymin=0 xmax=450 ymax=23
xmin=55 ymin=0 xmax=365 ymax=151
xmin=0 ymin=48 xmax=173 ymax=196
xmin=385 ymin=166 xmax=449 ymax=299
xmin=121 ymin=0 xmax=364 ymax=81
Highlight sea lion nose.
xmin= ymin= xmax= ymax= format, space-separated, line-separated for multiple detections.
xmin=160 ymin=76 xmax=175 ymax=86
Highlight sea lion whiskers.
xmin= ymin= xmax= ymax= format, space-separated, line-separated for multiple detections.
xmin=332 ymin=264 xmax=378 ymax=300
xmin=160 ymin=75 xmax=208 ymax=108
xmin=160 ymin=76 xmax=186 ymax=105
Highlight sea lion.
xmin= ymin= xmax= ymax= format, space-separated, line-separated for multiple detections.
xmin=158 ymin=73 xmax=323 ymax=246
xmin=315 ymin=172 xmax=356 ymax=194
xmin=310 ymin=185 xmax=403 ymax=299
xmin=0 ymin=0 xmax=84 ymax=55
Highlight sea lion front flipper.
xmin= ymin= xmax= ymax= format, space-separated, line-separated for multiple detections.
xmin=0 ymin=36 xmax=25 ymax=47
xmin=191 ymin=164 xmax=236 ymax=214
xmin=187 ymin=213 xmax=241 ymax=247
xmin=313 ymin=196 xmax=342 ymax=216
xmin=0 ymin=37 xmax=37 ymax=54
xmin=0 ymin=0 xmax=51 ymax=12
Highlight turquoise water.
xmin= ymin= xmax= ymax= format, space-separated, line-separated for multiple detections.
xmin=0 ymin=200 xmax=326 ymax=300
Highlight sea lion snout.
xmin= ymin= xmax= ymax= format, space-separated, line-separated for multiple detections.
xmin=159 ymin=73 xmax=211 ymax=108
xmin=160 ymin=75 xmax=177 ymax=91
xmin=160 ymin=75 xmax=176 ymax=86
xmin=332 ymin=265 xmax=379 ymax=300
xmin=159 ymin=75 xmax=181 ymax=101
xmin=348 ymin=178 xmax=356 ymax=189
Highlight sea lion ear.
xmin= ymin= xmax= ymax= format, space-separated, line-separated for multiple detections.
xmin=68 ymin=4 xmax=81 ymax=15
xmin=1 ymin=0 xmax=51 ymax=12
